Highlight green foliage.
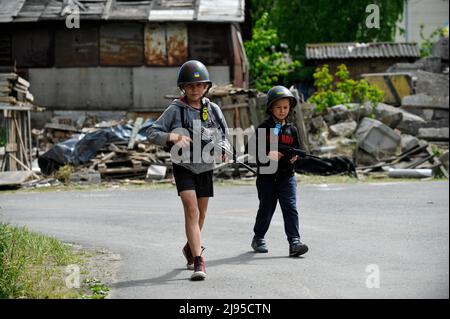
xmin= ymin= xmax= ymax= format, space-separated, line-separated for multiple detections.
xmin=54 ymin=165 xmax=73 ymax=184
xmin=307 ymin=64 xmax=384 ymax=112
xmin=244 ymin=12 xmax=301 ymax=91
xmin=249 ymin=0 xmax=405 ymax=61
xmin=81 ymin=278 xmax=110 ymax=299
xmin=419 ymin=24 xmax=448 ymax=57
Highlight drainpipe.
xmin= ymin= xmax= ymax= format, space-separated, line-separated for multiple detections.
xmin=404 ymin=0 xmax=410 ymax=42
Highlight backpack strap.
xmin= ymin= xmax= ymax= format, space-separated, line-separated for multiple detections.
xmin=209 ymin=103 xmax=226 ymax=136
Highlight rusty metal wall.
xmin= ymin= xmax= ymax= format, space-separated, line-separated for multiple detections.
xmin=144 ymin=23 xmax=167 ymax=66
xmin=144 ymin=23 xmax=188 ymax=66
xmin=166 ymin=23 xmax=188 ymax=66
xmin=54 ymin=24 xmax=99 ymax=67
xmin=100 ymin=22 xmax=143 ymax=66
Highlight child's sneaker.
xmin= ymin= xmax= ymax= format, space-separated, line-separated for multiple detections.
xmin=251 ymin=236 xmax=268 ymax=253
xmin=190 ymin=256 xmax=206 ymax=281
xmin=182 ymin=243 xmax=194 ymax=270
xmin=289 ymin=239 xmax=308 ymax=257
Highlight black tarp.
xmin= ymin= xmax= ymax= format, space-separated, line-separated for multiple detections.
xmin=38 ymin=120 xmax=154 ymax=175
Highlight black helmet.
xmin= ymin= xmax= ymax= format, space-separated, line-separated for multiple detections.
xmin=266 ymin=86 xmax=297 ymax=114
xmin=177 ymin=60 xmax=212 ymax=89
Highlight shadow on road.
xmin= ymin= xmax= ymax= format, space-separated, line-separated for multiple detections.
xmin=111 ymin=251 xmax=300 ymax=289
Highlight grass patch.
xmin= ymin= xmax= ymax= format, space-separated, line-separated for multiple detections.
xmin=0 ymin=223 xmax=111 ymax=299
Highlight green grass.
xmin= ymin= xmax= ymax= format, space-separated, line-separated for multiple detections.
xmin=0 ymin=223 xmax=110 ymax=299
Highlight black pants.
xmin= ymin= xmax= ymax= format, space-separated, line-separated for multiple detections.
xmin=253 ymin=174 xmax=300 ymax=243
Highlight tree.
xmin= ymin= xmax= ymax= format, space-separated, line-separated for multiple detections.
xmin=244 ymin=13 xmax=301 ymax=92
xmin=248 ymin=0 xmax=405 ymax=60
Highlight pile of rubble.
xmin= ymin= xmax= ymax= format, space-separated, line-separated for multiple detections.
xmin=302 ymin=101 xmax=448 ymax=178
xmin=30 ymin=117 xmax=179 ymax=185
xmin=300 ymin=36 xmax=449 ymax=179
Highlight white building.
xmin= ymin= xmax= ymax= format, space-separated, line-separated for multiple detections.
xmin=395 ymin=0 xmax=449 ymax=45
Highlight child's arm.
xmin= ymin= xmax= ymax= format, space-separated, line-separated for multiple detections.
xmin=145 ymin=105 xmax=179 ymax=147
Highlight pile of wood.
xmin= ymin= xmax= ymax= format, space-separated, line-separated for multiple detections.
xmin=0 ymin=73 xmax=34 ymax=104
xmin=87 ymin=142 xmax=171 ymax=180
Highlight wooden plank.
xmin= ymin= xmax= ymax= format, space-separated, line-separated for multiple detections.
xmin=98 ymin=166 xmax=148 ymax=174
xmin=128 ymin=117 xmax=143 ymax=149
xmin=0 ymin=171 xmax=33 ymax=187
xmin=247 ymin=97 xmax=261 ymax=127
xmin=291 ymin=89 xmax=310 ymax=152
xmin=16 ymin=76 xmax=30 ymax=88
xmin=13 ymin=116 xmax=30 ymax=168
xmin=0 ymin=96 xmax=16 ymax=103
xmin=8 ymin=154 xmax=38 ymax=179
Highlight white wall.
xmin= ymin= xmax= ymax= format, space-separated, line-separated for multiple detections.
xmin=395 ymin=0 xmax=449 ymax=44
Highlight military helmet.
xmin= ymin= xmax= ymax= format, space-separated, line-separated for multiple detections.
xmin=177 ymin=60 xmax=212 ymax=90
xmin=266 ymin=86 xmax=297 ymax=114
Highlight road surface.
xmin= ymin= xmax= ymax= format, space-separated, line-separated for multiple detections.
xmin=0 ymin=181 xmax=448 ymax=299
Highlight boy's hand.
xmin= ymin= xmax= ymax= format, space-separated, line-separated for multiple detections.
xmin=217 ymin=154 xmax=229 ymax=163
xmin=169 ymin=133 xmax=192 ymax=148
xmin=268 ymin=151 xmax=284 ymax=161
xmin=290 ymin=155 xmax=299 ymax=164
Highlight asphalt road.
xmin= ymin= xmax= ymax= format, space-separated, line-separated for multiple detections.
xmin=0 ymin=181 xmax=448 ymax=299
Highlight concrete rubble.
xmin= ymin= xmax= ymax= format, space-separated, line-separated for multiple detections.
xmin=298 ymin=35 xmax=450 ymax=179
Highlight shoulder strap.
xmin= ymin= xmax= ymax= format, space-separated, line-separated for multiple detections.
xmin=209 ymin=103 xmax=226 ymax=134
xmin=180 ymin=104 xmax=186 ymax=129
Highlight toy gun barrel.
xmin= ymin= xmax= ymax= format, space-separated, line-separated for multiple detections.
xmin=277 ymin=144 xmax=333 ymax=167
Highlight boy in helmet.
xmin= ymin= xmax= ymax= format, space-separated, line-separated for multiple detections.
xmin=146 ymin=60 xmax=231 ymax=280
xmin=248 ymin=86 xmax=309 ymax=257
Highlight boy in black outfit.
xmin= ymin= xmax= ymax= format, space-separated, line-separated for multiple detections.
xmin=249 ymin=86 xmax=309 ymax=257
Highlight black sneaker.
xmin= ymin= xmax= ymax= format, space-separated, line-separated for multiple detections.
xmin=289 ymin=240 xmax=308 ymax=257
xmin=251 ymin=236 xmax=268 ymax=253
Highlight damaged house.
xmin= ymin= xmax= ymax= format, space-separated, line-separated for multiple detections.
xmin=0 ymin=0 xmax=247 ymax=125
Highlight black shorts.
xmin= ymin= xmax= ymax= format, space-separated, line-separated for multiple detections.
xmin=172 ymin=164 xmax=214 ymax=198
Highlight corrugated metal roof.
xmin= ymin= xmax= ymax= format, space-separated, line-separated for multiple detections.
xmin=306 ymin=42 xmax=420 ymax=60
xmin=0 ymin=0 xmax=26 ymax=22
xmin=0 ymin=0 xmax=245 ymax=22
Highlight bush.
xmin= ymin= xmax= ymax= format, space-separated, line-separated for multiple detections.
xmin=307 ymin=64 xmax=384 ymax=113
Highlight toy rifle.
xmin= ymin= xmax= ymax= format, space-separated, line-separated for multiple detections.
xmin=276 ymin=144 xmax=333 ymax=168
xmin=187 ymin=127 xmax=257 ymax=175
